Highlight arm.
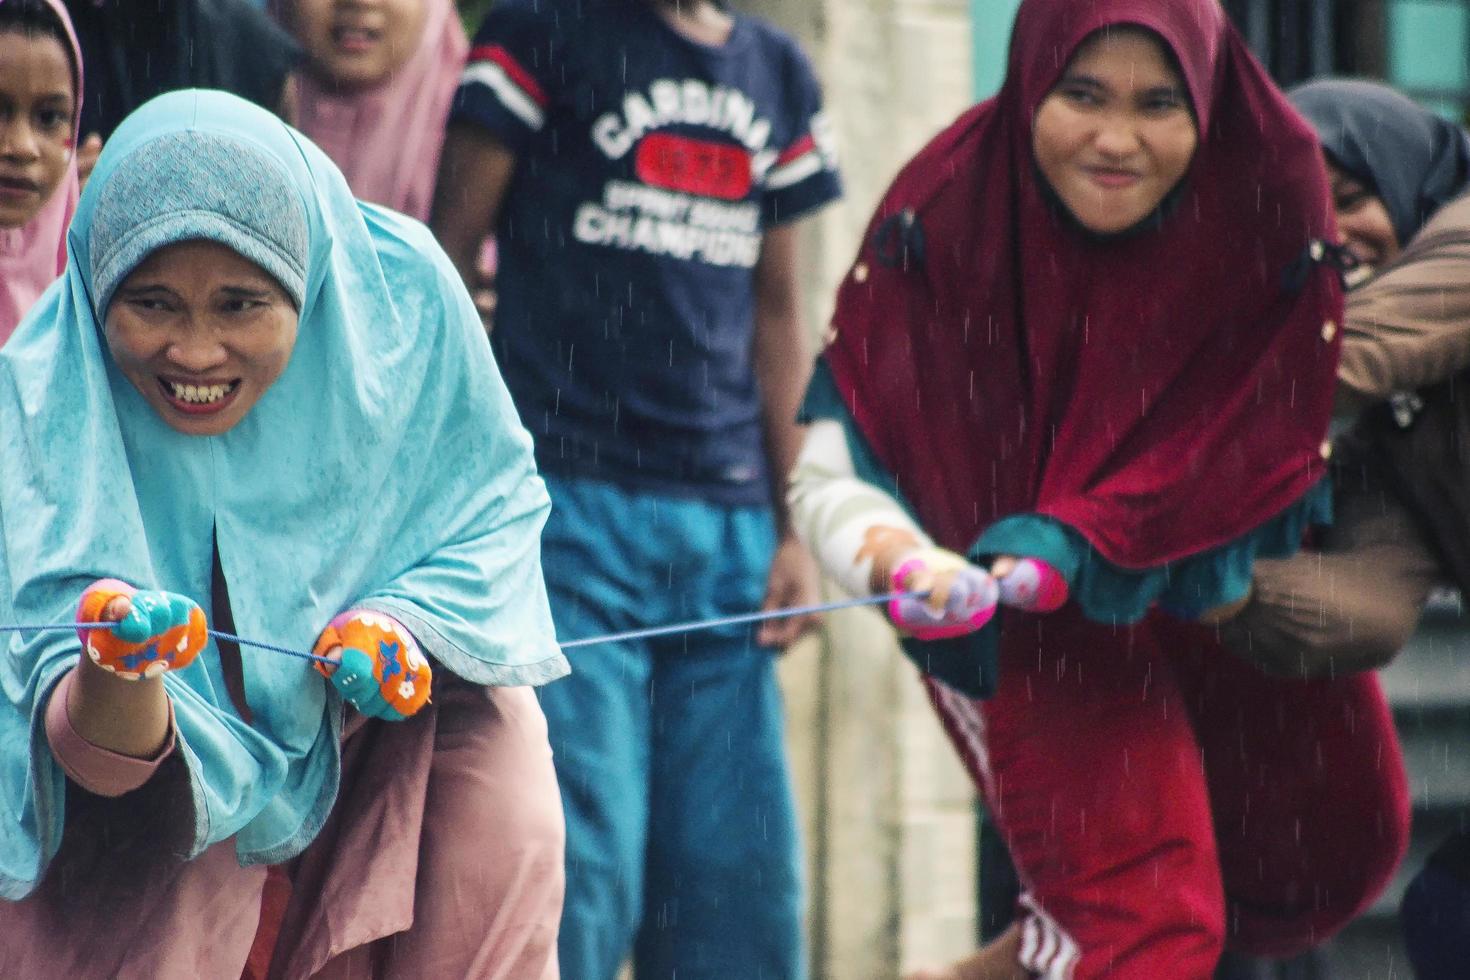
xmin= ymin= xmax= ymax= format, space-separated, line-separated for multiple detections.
xmin=787 ymin=419 xmax=934 ymax=598
xmin=751 ymin=223 xmax=822 ymax=645
xmin=41 ymin=581 xmax=204 ymax=798
xmin=1219 ymin=470 xmax=1441 ymax=676
xmin=46 ymin=669 xmax=176 ymax=797
xmin=1337 ymin=198 xmax=1470 ymax=412
xmin=753 ymin=222 xmax=814 ymax=533
xmin=431 ymin=6 xmax=555 ymax=312
xmin=787 ymin=420 xmax=1008 ymax=634
xmin=64 ymin=586 xmax=172 ymax=758
xmin=430 ymin=123 xmax=517 ymax=307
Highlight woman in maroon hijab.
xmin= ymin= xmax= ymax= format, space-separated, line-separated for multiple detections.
xmin=789 ymin=0 xmax=1410 ymax=976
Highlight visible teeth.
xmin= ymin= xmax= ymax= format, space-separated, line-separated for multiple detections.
xmin=168 ymin=381 xmax=231 ymax=404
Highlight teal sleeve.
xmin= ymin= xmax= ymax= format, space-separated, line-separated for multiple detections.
xmin=802 ymin=361 xmax=1334 ymax=687
xmin=970 ymin=481 xmax=1333 ymax=623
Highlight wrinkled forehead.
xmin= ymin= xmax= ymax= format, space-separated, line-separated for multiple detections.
xmin=1010 ymin=0 xmax=1223 ymax=128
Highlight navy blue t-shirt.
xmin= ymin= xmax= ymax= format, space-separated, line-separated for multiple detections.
xmin=452 ymin=0 xmax=842 ymax=504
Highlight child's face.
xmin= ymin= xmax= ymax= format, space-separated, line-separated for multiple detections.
xmin=0 ymin=29 xmax=74 ymax=230
xmin=288 ymin=0 xmax=429 ymax=91
xmin=105 ymin=240 xmax=300 ymax=437
xmin=1032 ymin=28 xmax=1199 ymax=235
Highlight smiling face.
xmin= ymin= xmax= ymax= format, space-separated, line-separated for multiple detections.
xmin=286 ymin=0 xmax=428 ymax=90
xmin=104 ymin=240 xmax=300 ymax=436
xmin=1031 ymin=27 xmax=1199 ymax=235
xmin=1326 ymin=159 xmax=1400 ymax=269
xmin=0 ymin=29 xmax=75 ymax=229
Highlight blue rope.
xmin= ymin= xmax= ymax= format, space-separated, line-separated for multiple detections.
xmin=557 ymin=589 xmax=921 ymax=649
xmin=2 ymin=622 xmax=339 ymax=666
xmin=207 ymin=629 xmax=338 ymax=667
xmin=0 ymin=589 xmax=927 ymax=663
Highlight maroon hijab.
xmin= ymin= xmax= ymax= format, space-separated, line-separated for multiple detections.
xmin=823 ymin=0 xmax=1341 ymax=569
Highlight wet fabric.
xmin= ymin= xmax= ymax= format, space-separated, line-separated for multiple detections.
xmin=279 ymin=0 xmax=467 ymax=220
xmin=0 ymin=682 xmax=564 ymax=979
xmin=929 ymin=615 xmax=1409 ymax=977
xmin=0 ymin=90 xmax=565 ymax=897
xmin=64 ymin=0 xmax=300 ymax=141
xmin=0 ymin=0 xmax=81 ymax=345
xmin=1220 ymin=450 xmax=1440 ymax=675
xmin=819 ymin=0 xmax=1342 ymax=589
xmin=1292 ymin=78 xmax=1470 ymax=248
xmin=537 ymin=474 xmax=804 ymax=980
xmin=453 ymin=0 xmax=842 ymax=504
xmin=801 ymin=362 xmax=1330 ymax=697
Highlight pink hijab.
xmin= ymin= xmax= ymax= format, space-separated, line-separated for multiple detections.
xmin=0 ymin=0 xmax=81 ymax=346
xmin=286 ymin=0 xmax=467 ymax=221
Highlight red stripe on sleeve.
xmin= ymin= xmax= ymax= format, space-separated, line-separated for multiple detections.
xmin=775 ymin=133 xmax=816 ymax=166
xmin=467 ymin=44 xmax=549 ymax=108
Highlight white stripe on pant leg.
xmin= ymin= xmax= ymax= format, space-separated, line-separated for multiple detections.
xmin=1017 ymin=893 xmax=1080 ymax=980
xmin=1036 ymin=914 xmax=1058 ymax=971
xmin=928 ymin=686 xmax=1080 ymax=977
xmin=928 ymin=681 xmax=998 ymax=802
xmin=1020 ymin=916 xmax=1042 ymax=966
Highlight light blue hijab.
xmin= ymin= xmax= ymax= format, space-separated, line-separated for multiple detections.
xmin=0 ymin=90 xmax=567 ymax=898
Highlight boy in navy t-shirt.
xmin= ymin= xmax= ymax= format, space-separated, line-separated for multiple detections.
xmin=432 ymin=1 xmax=840 ymax=976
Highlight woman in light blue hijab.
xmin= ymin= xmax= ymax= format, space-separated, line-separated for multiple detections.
xmin=0 ymin=89 xmax=568 ymax=977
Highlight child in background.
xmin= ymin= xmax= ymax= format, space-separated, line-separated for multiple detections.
xmin=275 ymin=0 xmax=467 ymax=220
xmin=433 ymin=1 xmax=841 ymax=976
xmin=64 ymin=0 xmax=300 ymax=143
xmin=0 ymin=0 xmax=80 ymax=344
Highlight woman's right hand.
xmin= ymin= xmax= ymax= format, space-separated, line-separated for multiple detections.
xmin=78 ymin=583 xmax=208 ymax=680
xmin=888 ymin=547 xmax=1000 ymax=639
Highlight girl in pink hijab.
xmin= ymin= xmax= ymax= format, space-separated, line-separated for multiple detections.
xmin=0 ymin=0 xmax=81 ymax=345
xmin=276 ymin=0 xmax=468 ymax=221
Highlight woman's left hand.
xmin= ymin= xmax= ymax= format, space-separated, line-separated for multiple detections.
xmin=990 ymin=556 xmax=1069 ymax=612
xmin=313 ymin=611 xmax=432 ymax=720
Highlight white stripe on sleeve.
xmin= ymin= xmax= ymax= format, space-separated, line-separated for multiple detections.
xmin=765 ymin=151 xmax=823 ymax=191
xmin=460 ymin=61 xmax=546 ymax=131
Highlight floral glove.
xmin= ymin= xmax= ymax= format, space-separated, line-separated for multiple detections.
xmin=76 ymin=579 xmax=207 ymax=680
xmin=888 ymin=548 xmax=1000 ymax=640
xmin=313 ymin=611 xmax=431 ymax=721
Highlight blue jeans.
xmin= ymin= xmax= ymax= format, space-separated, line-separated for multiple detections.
xmin=538 ymin=475 xmax=805 ymax=980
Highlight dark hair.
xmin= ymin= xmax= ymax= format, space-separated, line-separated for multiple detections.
xmin=0 ymin=0 xmax=77 ymax=97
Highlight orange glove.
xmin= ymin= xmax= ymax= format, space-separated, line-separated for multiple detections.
xmin=313 ymin=611 xmax=431 ymax=720
xmin=76 ymin=579 xmax=207 ymax=680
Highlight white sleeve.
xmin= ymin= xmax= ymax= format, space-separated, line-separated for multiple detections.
xmin=787 ymin=419 xmax=933 ymax=598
